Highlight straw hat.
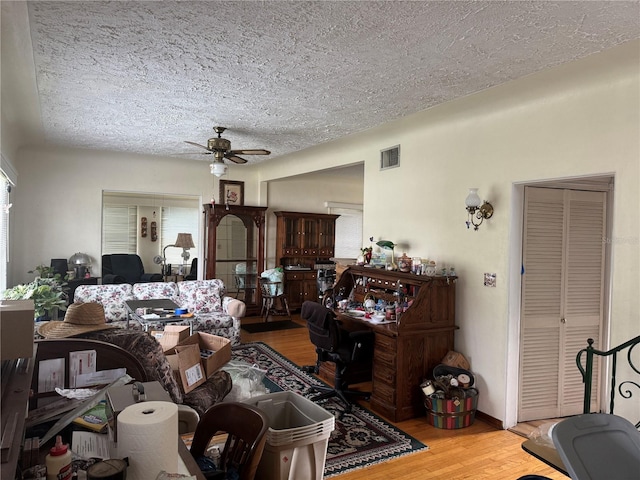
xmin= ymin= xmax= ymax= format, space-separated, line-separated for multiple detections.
xmin=38 ymin=302 xmax=117 ymax=339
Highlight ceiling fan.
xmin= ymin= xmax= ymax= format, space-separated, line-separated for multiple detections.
xmin=184 ymin=126 xmax=270 ymax=165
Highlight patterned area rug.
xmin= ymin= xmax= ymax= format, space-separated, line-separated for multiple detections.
xmin=232 ymin=342 xmax=428 ymax=478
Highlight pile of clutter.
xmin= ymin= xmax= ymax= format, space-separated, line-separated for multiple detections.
xmin=421 ymin=351 xmax=479 ymax=429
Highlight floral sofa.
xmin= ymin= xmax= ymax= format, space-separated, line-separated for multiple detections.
xmin=74 ymin=279 xmax=245 ymax=346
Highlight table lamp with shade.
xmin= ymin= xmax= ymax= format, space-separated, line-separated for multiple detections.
xmin=174 ymin=233 xmax=195 ymax=264
xmin=68 ymin=252 xmax=91 ymax=279
xmin=159 ymin=233 xmax=195 ymax=278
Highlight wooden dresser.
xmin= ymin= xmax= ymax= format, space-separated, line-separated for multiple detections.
xmin=333 ymin=265 xmax=457 ymax=422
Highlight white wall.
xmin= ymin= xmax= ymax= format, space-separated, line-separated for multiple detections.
xmin=249 ymin=40 xmax=640 ymax=424
xmin=9 ymin=148 xmax=259 ymax=285
xmin=263 ymin=170 xmax=365 ymax=268
xmin=7 ymin=40 xmax=639 ymax=426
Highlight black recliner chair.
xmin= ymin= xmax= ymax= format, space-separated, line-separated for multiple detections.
xmin=102 ymin=254 xmax=163 ymax=284
xmin=301 ymin=300 xmax=374 ymax=413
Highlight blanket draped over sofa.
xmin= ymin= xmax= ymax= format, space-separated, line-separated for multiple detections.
xmin=76 ymin=328 xmax=232 ymax=416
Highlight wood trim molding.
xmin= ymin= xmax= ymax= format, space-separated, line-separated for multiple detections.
xmin=476 ymin=410 xmax=504 ymax=430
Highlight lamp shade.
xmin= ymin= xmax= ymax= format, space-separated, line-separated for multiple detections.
xmin=69 ymin=252 xmax=91 ymax=265
xmin=210 ymin=162 xmax=228 ymax=177
xmin=174 ymin=233 xmax=195 ymax=249
xmin=465 ymin=188 xmax=482 ymax=208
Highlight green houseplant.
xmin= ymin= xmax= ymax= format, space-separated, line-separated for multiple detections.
xmin=2 ymin=265 xmax=68 ymax=320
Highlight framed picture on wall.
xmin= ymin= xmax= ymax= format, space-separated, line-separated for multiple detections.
xmin=220 ymin=180 xmax=244 ymax=206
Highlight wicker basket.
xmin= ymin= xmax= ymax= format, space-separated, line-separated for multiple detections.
xmin=424 ymin=388 xmax=479 ymax=429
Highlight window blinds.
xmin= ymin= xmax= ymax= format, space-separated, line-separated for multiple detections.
xmin=161 ymin=207 xmax=198 ymax=265
xmin=102 ymin=205 xmax=137 ymax=254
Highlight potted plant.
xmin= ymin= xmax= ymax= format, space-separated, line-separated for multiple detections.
xmin=2 ymin=265 xmax=68 ymax=320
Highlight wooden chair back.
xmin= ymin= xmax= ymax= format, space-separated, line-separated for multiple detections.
xmin=190 ymin=402 xmax=268 ymax=480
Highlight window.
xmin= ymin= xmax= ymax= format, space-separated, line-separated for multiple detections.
xmin=330 ymin=206 xmax=363 ymax=259
xmin=102 ymin=205 xmax=137 ymax=254
xmin=161 ymin=207 xmax=198 ymax=265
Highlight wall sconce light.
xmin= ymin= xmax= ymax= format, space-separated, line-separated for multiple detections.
xmin=465 ymin=188 xmax=494 ymax=231
xmin=210 ymin=161 xmax=228 ymax=177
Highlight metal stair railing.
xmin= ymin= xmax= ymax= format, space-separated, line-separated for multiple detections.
xmin=577 ymin=335 xmax=640 ymax=428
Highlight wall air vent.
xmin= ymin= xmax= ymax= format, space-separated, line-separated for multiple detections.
xmin=380 ymin=145 xmax=400 ymax=170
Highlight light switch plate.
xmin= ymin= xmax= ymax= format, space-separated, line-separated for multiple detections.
xmin=484 ymin=273 xmax=496 ymax=287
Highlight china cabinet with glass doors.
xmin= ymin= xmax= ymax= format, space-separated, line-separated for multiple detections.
xmin=203 ymin=204 xmax=267 ymax=315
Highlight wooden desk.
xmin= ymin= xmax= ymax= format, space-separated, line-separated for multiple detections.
xmin=1 ymin=349 xmax=37 ymax=479
xmin=179 ymin=438 xmax=206 ymax=479
xmin=330 ymin=266 xmax=458 ymax=422
xmin=521 ymin=438 xmax=568 ymax=477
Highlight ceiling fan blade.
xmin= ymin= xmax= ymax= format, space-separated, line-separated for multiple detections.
xmin=172 ymin=152 xmax=211 ymax=156
xmin=224 ymin=154 xmax=248 ymax=164
xmin=184 ymin=141 xmax=211 ymax=151
xmin=228 ymin=149 xmax=270 ymax=155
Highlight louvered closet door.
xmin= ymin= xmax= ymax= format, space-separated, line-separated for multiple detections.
xmin=519 ymin=187 xmax=605 ymax=421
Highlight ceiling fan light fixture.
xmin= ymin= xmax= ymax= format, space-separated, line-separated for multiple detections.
xmin=210 ymin=162 xmax=228 ymax=177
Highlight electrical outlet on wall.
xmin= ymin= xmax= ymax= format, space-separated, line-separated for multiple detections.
xmin=484 ymin=273 xmax=496 ymax=287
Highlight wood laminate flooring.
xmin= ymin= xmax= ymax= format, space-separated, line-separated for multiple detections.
xmin=240 ymin=314 xmax=566 ymax=479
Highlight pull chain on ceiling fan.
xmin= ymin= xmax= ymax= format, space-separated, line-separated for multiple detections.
xmin=184 ymin=126 xmax=270 ymax=177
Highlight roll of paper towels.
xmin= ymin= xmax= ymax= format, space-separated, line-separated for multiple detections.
xmin=116 ymin=401 xmax=178 ymax=480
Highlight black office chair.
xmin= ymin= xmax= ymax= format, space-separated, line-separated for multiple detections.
xmin=300 ymin=300 xmax=374 ymax=413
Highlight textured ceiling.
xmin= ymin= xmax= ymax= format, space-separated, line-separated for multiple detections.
xmin=24 ymin=1 xmax=640 ymax=164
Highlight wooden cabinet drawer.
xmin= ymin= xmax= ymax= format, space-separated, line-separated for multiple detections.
xmin=374 ymin=348 xmax=396 ymax=368
xmin=372 ymin=379 xmax=395 ymax=404
xmin=374 ymin=335 xmax=396 ymax=368
xmin=368 ymin=277 xmax=399 ymax=289
xmin=373 ymin=363 xmax=395 ymax=385
xmin=285 ymin=271 xmax=316 ymax=281
xmin=375 ymin=333 xmax=396 ymax=350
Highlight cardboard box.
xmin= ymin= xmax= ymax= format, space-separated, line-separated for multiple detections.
xmin=1 ymin=300 xmax=35 ymax=360
xmin=166 ymin=344 xmax=206 ymax=394
xmin=150 ymin=325 xmax=191 ymax=352
xmin=176 ymin=332 xmax=231 ymax=378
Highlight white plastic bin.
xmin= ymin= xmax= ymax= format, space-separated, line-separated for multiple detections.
xmin=244 ymin=391 xmax=335 ymax=480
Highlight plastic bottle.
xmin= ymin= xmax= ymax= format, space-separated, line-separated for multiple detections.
xmin=46 ymin=435 xmax=72 ymax=480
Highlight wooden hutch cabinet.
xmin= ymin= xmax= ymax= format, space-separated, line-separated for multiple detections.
xmin=331 ymin=265 xmax=457 ymax=422
xmin=274 ymin=211 xmax=339 ymax=310
xmin=203 ymin=204 xmax=267 ymax=316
